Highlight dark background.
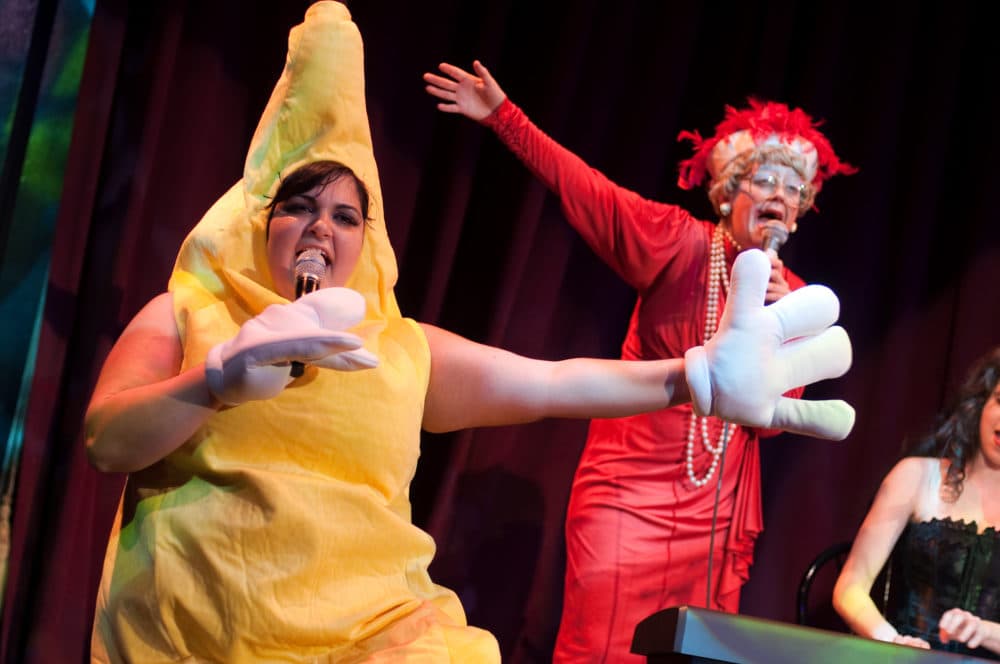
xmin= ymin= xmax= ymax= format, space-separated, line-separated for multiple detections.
xmin=3 ymin=1 xmax=999 ymax=661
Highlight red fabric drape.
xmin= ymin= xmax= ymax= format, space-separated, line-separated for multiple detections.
xmin=3 ymin=2 xmax=999 ymax=662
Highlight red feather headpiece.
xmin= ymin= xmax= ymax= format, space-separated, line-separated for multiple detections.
xmin=677 ymin=99 xmax=856 ymax=192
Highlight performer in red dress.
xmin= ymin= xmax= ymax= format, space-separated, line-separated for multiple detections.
xmin=425 ymin=61 xmax=856 ymax=661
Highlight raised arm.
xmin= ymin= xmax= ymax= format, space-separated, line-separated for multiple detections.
xmin=832 ymin=457 xmax=928 ymax=647
xmin=424 ymin=61 xmax=692 ymax=290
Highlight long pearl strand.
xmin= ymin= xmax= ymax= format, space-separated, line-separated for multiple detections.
xmin=685 ymin=225 xmax=740 ymax=488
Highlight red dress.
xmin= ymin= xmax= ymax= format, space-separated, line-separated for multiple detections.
xmin=483 ymin=99 xmax=805 ymax=662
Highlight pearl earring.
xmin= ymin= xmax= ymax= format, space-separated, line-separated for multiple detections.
xmin=719 ymin=202 xmax=732 ymax=217
xmin=790 ymin=222 xmax=798 ymax=233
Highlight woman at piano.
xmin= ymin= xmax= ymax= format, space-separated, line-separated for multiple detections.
xmin=833 ymin=345 xmax=1000 ymax=659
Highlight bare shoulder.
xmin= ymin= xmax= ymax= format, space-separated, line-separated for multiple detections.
xmin=881 ymin=456 xmax=935 ymax=489
xmin=887 ymin=456 xmax=935 ymax=481
xmin=127 ymin=292 xmax=178 ymax=333
xmin=419 ymin=322 xmax=464 ymax=365
xmin=417 ymin=322 xmax=489 ymax=433
xmin=877 ymin=456 xmax=936 ymax=503
xmin=114 ymin=292 xmax=182 ymax=360
xmin=419 ymin=321 xmax=506 ymax=364
xmin=91 ymin=292 xmax=182 ymax=401
xmin=418 ymin=321 xmax=456 ymax=346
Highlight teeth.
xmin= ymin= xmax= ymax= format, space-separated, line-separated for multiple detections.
xmin=295 ymin=249 xmax=326 ymax=282
xmin=297 ymin=248 xmax=329 ymax=264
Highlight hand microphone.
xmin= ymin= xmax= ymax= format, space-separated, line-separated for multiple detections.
xmin=760 ymin=221 xmax=789 ymax=256
xmin=290 ymin=248 xmax=325 ymax=378
xmin=294 ymin=248 xmax=325 ymax=298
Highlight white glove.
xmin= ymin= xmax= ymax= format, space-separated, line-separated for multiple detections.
xmin=205 ymin=287 xmax=378 ymax=405
xmin=684 ymin=249 xmax=855 ymax=440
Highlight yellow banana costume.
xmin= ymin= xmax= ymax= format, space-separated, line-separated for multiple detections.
xmin=91 ymin=3 xmax=500 ymax=661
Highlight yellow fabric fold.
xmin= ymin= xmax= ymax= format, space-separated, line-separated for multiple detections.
xmin=92 ymin=3 xmax=499 ymax=661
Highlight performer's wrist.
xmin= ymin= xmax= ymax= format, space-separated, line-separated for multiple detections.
xmin=870 ymin=620 xmax=899 ymax=642
xmin=482 ymin=97 xmax=513 ymax=130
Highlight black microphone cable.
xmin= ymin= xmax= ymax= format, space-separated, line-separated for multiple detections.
xmin=704 ymin=421 xmax=730 ymax=609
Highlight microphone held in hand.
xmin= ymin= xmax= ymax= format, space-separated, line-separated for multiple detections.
xmin=291 ymin=249 xmax=326 ymax=377
xmin=760 ymin=221 xmax=789 ymax=256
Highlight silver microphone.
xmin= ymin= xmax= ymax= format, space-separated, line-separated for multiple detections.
xmin=760 ymin=221 xmax=789 ymax=256
xmin=290 ymin=249 xmax=326 ymax=377
xmin=294 ymin=248 xmax=325 ymax=298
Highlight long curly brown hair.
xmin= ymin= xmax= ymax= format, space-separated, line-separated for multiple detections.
xmin=907 ymin=346 xmax=1000 ymax=498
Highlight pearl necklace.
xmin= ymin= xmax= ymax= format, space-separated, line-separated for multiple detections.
xmin=685 ymin=225 xmax=740 ymax=488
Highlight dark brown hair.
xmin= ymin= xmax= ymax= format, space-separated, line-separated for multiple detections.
xmin=907 ymin=346 xmax=1000 ymax=497
xmin=266 ymin=160 xmax=370 ymax=237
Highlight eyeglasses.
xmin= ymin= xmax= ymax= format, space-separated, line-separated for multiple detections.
xmin=744 ymin=171 xmax=807 ymax=206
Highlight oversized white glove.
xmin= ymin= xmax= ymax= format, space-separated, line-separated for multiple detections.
xmin=684 ymin=249 xmax=855 ymax=440
xmin=205 ymin=287 xmax=378 ymax=405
